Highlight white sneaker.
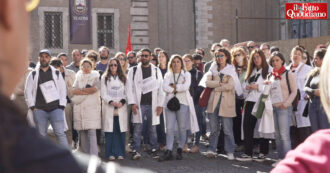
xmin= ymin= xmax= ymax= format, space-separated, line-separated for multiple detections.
xmin=227 ymin=153 xmax=235 ymax=160
xmin=117 ymin=156 xmax=124 ymax=160
xmin=109 ymin=156 xmax=115 ymax=161
xmin=206 ymin=151 xmax=217 ymax=158
xmin=236 ymin=154 xmax=252 ymax=161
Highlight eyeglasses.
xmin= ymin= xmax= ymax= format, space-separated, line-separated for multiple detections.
xmin=141 ymin=54 xmax=149 ymax=58
xmin=216 ymin=54 xmax=225 ymax=59
xmin=26 ymin=0 xmax=40 ymax=12
xmin=110 ymin=64 xmax=117 ymax=67
xmin=127 ymin=56 xmax=135 ymax=59
xmin=233 ymin=53 xmax=241 ymax=58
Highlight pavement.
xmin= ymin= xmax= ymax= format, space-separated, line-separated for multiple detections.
xmin=99 ymin=140 xmax=277 ymax=173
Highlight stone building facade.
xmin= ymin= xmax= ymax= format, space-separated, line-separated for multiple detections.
xmin=29 ymin=0 xmax=329 ymax=62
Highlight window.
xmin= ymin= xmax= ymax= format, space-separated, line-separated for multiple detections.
xmin=291 ymin=20 xmax=313 ymax=39
xmin=44 ymin=12 xmax=63 ymax=49
xmin=97 ymin=13 xmax=114 ymax=48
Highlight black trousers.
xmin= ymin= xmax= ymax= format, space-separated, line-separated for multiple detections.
xmin=243 ymin=101 xmax=269 ymax=156
xmin=290 ymin=126 xmax=311 ymax=149
xmin=233 ymin=98 xmax=244 ymax=146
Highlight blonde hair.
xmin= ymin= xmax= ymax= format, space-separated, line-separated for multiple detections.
xmin=79 ymin=58 xmax=93 ymax=70
xmin=115 ymin=52 xmax=128 ymax=73
xmin=320 ymin=46 xmax=330 ymax=120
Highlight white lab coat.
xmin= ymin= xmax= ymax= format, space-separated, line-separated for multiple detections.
xmin=101 ymin=75 xmax=128 ymax=132
xmin=126 ymin=63 xmax=165 ymax=125
xmin=162 ymin=70 xmax=199 ymax=133
xmin=287 ymin=62 xmax=312 ymax=128
xmin=24 ymin=65 xmax=67 ymax=108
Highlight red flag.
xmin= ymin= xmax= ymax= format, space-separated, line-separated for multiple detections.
xmin=125 ymin=25 xmax=132 ymax=55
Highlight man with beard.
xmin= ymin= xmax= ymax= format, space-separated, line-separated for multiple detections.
xmin=25 ymin=49 xmax=69 ymax=148
xmin=127 ymin=48 xmax=165 ymax=160
xmin=96 ymin=46 xmax=110 ymax=72
xmin=127 ymin=51 xmax=138 ymax=67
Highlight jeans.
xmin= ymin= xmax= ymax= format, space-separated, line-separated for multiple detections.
xmin=165 ymin=104 xmax=189 ymax=151
xmin=309 ymin=97 xmax=330 ymax=132
xmin=273 ymin=106 xmax=292 ymax=159
xmin=208 ymin=102 xmax=236 ymax=153
xmin=80 ymin=130 xmax=98 ymax=155
xmin=34 ymin=108 xmax=69 ymax=148
xmin=132 ymin=105 xmax=158 ymax=152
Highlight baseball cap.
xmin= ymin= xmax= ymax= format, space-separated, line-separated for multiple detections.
xmin=39 ymin=49 xmax=51 ymax=56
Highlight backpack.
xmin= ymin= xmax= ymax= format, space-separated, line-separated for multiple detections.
xmin=32 ymin=70 xmax=60 ymax=80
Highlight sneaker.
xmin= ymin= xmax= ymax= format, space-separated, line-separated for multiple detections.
xmin=151 ymin=149 xmax=159 ymax=159
xmin=236 ymin=154 xmax=252 ymax=161
xmin=254 ymin=153 xmax=266 ymax=162
xmin=117 ymin=156 xmax=124 ymax=160
xmin=227 ymin=153 xmax=235 ymax=160
xmin=202 ymin=134 xmax=209 ymax=141
xmin=158 ymin=150 xmax=173 ymax=162
xmin=183 ymin=144 xmax=190 ymax=153
xmin=190 ymin=145 xmax=199 ymax=153
xmin=206 ymin=151 xmax=217 ymax=158
xmin=109 ymin=156 xmax=115 ymax=161
xmin=176 ymin=148 xmax=183 ymax=160
xmin=126 ymin=145 xmax=132 ymax=153
xmin=132 ymin=152 xmax=141 ymax=160
xmin=272 ymin=159 xmax=281 ymax=167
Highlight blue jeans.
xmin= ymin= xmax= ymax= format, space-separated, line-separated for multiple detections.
xmin=132 ymin=105 xmax=158 ymax=152
xmin=208 ymin=114 xmax=236 ymax=153
xmin=309 ymin=97 xmax=330 ymax=132
xmin=165 ymin=104 xmax=189 ymax=151
xmin=273 ymin=106 xmax=292 ymax=159
xmin=33 ymin=108 xmax=69 ymax=148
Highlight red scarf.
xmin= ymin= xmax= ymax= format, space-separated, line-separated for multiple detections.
xmin=272 ymin=66 xmax=286 ymax=80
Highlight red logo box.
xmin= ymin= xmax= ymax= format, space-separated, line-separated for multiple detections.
xmin=286 ymin=3 xmax=328 ymax=19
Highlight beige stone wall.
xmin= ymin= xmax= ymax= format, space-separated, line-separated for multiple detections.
xmin=267 ymin=35 xmax=330 ymax=63
xmin=208 ymin=0 xmax=280 ymax=47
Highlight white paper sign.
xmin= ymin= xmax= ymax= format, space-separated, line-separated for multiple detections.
xmin=109 ymin=85 xmax=123 ymax=99
xmin=39 ymin=80 xmax=60 ymax=103
xmin=141 ymin=77 xmax=158 ymax=94
xmin=270 ymin=80 xmax=283 ymax=104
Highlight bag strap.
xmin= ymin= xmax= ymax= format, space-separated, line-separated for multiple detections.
xmin=285 ymin=70 xmax=291 ymax=94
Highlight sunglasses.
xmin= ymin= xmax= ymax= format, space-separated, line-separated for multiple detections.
xmin=233 ymin=53 xmax=241 ymax=58
xmin=216 ymin=54 xmax=225 ymax=59
xmin=141 ymin=54 xmax=149 ymax=58
xmin=119 ymin=58 xmax=127 ymax=61
xmin=110 ymin=64 xmax=117 ymax=67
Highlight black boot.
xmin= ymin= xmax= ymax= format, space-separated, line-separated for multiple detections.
xmin=176 ymin=148 xmax=183 ymax=160
xmin=158 ymin=150 xmax=172 ymax=162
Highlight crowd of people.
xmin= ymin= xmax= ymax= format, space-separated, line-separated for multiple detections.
xmin=15 ymin=39 xmax=330 ymax=167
